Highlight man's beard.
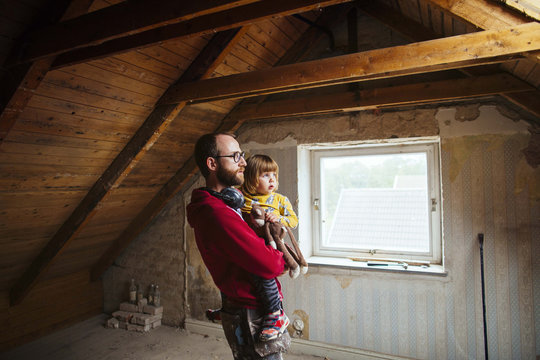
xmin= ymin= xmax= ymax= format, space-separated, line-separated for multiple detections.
xmin=216 ymin=164 xmax=244 ymax=187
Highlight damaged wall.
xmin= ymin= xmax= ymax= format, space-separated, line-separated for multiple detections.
xmin=102 ymin=191 xmax=186 ymax=326
xmin=184 ymin=103 xmax=539 ymax=359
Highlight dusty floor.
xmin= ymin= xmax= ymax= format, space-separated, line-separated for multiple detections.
xmin=1 ymin=315 xmax=324 ymax=360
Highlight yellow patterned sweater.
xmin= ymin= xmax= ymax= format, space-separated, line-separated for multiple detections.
xmin=241 ymin=191 xmax=298 ymax=229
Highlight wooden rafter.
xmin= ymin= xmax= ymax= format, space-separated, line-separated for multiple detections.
xmin=225 ymin=74 xmax=533 ymax=121
xmin=358 ymin=0 xmax=540 ymax=119
xmin=10 ymin=28 xmax=247 ymax=306
xmin=13 ymin=0 xmax=260 ymax=64
xmin=159 ymin=22 xmax=540 ymax=104
xmin=51 ymin=0 xmax=353 ymax=69
xmin=0 ymin=0 xmax=94 ymax=146
xmin=89 ymin=4 xmax=351 ymax=281
xmin=425 ymin=0 xmax=540 ymax=63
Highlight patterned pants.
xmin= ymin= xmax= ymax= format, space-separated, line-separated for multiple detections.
xmin=220 ymin=304 xmax=290 ymax=360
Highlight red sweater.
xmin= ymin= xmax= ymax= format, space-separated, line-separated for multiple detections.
xmin=187 ymin=188 xmax=285 ymax=308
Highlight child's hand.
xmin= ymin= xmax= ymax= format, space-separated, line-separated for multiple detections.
xmin=265 ymin=212 xmax=279 ymax=223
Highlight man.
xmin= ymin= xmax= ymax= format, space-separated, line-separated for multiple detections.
xmin=186 ymin=133 xmax=290 ymax=359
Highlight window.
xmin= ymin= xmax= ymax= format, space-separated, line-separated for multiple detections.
xmin=303 ymin=139 xmax=441 ymax=264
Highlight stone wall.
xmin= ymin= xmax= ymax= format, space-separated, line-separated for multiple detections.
xmin=102 ymin=191 xmax=185 ymax=326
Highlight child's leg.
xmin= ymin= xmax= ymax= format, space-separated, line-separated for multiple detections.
xmin=252 ymin=276 xmax=289 ymax=341
xmin=252 ymin=276 xmax=281 ymax=313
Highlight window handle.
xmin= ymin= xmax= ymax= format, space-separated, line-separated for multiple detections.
xmin=313 ymin=198 xmax=319 ymax=210
xmin=431 ymin=198 xmax=437 ymax=212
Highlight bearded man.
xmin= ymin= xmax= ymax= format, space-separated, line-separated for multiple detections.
xmin=187 ymin=133 xmax=290 ymax=359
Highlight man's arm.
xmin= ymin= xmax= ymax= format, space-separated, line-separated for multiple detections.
xmin=209 ymin=206 xmax=285 ymax=280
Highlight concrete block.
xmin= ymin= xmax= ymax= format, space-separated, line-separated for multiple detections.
xmin=106 ymin=317 xmax=119 ymax=329
xmin=118 ymin=321 xmax=128 ymax=330
xmin=112 ymin=310 xmax=135 ymax=323
xmin=119 ymin=302 xmax=139 ymax=312
xmin=137 ymin=298 xmax=148 ymax=312
xmin=127 ymin=323 xmax=151 ymax=332
xmin=143 ymin=305 xmax=163 ymax=315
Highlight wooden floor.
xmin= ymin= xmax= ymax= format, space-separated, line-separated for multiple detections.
xmin=0 ymin=314 xmax=323 ymax=360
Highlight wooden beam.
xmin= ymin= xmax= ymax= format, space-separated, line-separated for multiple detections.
xmin=0 ymin=0 xmax=94 ymax=146
xmin=10 ymin=28 xmax=247 ymax=306
xmin=13 ymin=0 xmax=260 ymax=64
xmin=158 ymin=22 xmax=540 ymax=104
xmin=51 ymin=0 xmax=353 ymax=69
xmin=225 ymin=74 xmax=533 ymax=121
xmin=358 ymin=0 xmax=540 ymax=121
xmin=425 ymin=0 xmax=540 ymax=63
xmin=89 ymin=5 xmax=349 ymax=281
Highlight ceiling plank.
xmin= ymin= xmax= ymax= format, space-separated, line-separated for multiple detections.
xmin=358 ymin=0 xmax=540 ymax=120
xmin=13 ymin=0 xmax=260 ymax=65
xmin=9 ymin=28 xmax=247 ymax=306
xmin=88 ymin=4 xmax=350 ymax=282
xmin=226 ymin=74 xmax=534 ymax=121
xmin=158 ymin=22 xmax=540 ymax=104
xmin=51 ymin=0 xmax=353 ymax=69
xmin=0 ymin=0 xmax=94 ymax=146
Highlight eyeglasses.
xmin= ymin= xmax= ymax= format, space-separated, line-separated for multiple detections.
xmin=214 ymin=151 xmax=245 ymax=163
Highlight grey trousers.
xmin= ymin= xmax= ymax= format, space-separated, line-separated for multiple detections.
xmin=220 ymin=305 xmax=291 ymax=360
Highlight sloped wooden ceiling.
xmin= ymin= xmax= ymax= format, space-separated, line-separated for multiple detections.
xmin=1 ymin=0 xmax=539 ymax=307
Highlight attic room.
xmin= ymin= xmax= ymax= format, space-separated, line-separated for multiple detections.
xmin=1 ymin=0 xmax=539 ymax=359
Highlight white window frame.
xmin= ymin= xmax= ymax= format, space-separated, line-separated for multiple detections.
xmin=299 ymin=137 xmax=442 ymax=265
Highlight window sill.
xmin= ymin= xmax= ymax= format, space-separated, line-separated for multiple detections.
xmin=306 ymin=256 xmax=447 ymax=277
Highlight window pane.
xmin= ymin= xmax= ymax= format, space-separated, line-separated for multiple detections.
xmin=320 ymin=152 xmax=430 ymax=253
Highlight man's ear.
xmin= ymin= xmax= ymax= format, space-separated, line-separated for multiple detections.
xmin=207 ymin=157 xmax=218 ymax=172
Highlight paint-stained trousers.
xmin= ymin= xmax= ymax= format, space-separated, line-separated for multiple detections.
xmin=220 ymin=302 xmax=290 ymax=360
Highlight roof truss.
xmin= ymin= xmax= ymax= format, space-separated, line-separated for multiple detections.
xmin=49 ymin=0 xmax=353 ymax=68
xmin=159 ymin=22 xmax=540 ymax=104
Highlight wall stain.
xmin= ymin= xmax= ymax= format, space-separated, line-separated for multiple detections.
xmin=454 ymin=104 xmax=480 ymax=122
xmin=336 ymin=276 xmax=352 ymax=289
xmin=289 ymin=309 xmax=309 ymax=340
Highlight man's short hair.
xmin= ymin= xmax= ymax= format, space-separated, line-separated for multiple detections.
xmin=194 ymin=132 xmax=236 ymax=178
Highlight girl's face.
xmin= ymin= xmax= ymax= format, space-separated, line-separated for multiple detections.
xmin=256 ymin=171 xmax=277 ymax=195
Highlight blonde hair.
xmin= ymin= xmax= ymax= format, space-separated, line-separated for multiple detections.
xmin=242 ymin=154 xmax=279 ymax=195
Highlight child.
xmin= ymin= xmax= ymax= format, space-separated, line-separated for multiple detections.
xmin=240 ymin=154 xmax=298 ymax=342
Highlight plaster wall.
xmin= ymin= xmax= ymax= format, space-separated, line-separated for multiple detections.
xmin=184 ymin=104 xmax=539 ymax=359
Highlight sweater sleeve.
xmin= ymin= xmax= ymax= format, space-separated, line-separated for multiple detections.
xmin=278 ymin=195 xmax=298 ymax=229
xmin=208 ymin=206 xmax=285 ymax=280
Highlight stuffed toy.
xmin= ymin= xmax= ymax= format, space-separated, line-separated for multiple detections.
xmin=249 ymin=204 xmax=308 ymax=278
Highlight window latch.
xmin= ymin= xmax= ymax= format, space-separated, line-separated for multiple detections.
xmin=431 ymin=198 xmax=437 ymax=212
xmin=313 ymin=198 xmax=319 ymax=210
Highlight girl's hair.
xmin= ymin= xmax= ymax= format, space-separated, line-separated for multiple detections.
xmin=241 ymin=154 xmax=279 ymax=195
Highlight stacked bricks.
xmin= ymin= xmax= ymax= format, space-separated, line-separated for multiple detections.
xmin=106 ymin=298 xmax=163 ymax=332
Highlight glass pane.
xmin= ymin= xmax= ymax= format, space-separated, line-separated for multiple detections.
xmin=320 ymin=152 xmax=430 ymax=253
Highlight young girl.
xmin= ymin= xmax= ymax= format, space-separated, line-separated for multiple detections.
xmin=241 ymin=154 xmax=298 ymax=341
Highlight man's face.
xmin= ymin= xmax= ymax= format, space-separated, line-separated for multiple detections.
xmin=215 ymin=135 xmax=246 ymax=187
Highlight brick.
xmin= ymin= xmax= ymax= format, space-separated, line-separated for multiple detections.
xmin=127 ymin=323 xmax=151 ymax=332
xmin=106 ymin=317 xmax=119 ymax=329
xmin=132 ymin=313 xmax=162 ymax=326
xmin=151 ymin=319 xmax=161 ymax=329
xmin=112 ymin=310 xmax=135 ymax=323
xmin=119 ymin=302 xmax=139 ymax=312
xmin=143 ymin=305 xmax=163 ymax=315
xmin=137 ymin=298 xmax=148 ymax=312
